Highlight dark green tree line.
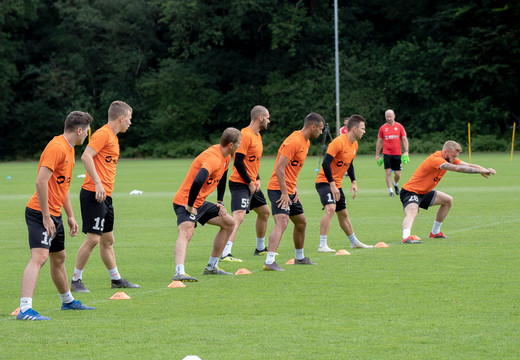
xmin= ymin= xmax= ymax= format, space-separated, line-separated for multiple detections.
xmin=1 ymin=0 xmax=518 ymax=159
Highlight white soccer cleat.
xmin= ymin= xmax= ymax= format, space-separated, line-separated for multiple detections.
xmin=318 ymin=245 xmax=336 ymax=253
xmin=350 ymin=241 xmax=373 ymax=249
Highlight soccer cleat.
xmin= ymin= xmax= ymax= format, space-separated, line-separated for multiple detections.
xmin=394 ymin=184 xmax=400 ymax=195
xmin=16 ymin=308 xmax=51 ymax=321
xmin=429 ymin=232 xmax=450 ymax=239
xmin=220 ymin=254 xmax=243 ymax=262
xmin=402 ymin=236 xmax=422 ymax=244
xmin=71 ymin=279 xmax=90 ymax=293
xmin=172 ymin=273 xmax=198 ymax=282
xmin=389 ymin=191 xmax=394 ymax=197
xmin=203 ymin=266 xmax=233 ymax=275
xmin=318 ymin=245 xmax=336 ymax=253
xmin=61 ymin=299 xmax=95 ymax=310
xmin=263 ymin=261 xmax=285 ymax=271
xmin=350 ymin=241 xmax=374 ymax=249
xmin=254 ymin=247 xmax=268 ymax=255
xmin=111 ymin=278 xmax=141 ymax=288
xmin=294 ymin=257 xmax=317 ymax=265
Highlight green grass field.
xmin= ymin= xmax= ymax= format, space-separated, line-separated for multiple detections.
xmin=1 ymin=153 xmax=519 ymax=359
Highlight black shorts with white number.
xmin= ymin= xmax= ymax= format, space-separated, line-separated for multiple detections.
xmin=173 ymin=201 xmax=220 ymax=227
xmin=80 ymin=188 xmax=114 ymax=234
xmin=25 ymin=207 xmax=65 ymax=252
xmin=383 ymin=154 xmax=403 ymax=171
xmin=400 ymin=188 xmax=437 ymax=210
xmin=267 ymin=189 xmax=304 ymax=217
xmin=315 ymin=182 xmax=347 ymax=212
xmin=229 ymin=181 xmax=268 ymax=213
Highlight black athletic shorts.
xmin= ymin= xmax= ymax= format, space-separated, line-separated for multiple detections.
xmin=383 ymin=154 xmax=403 ymax=171
xmin=400 ymin=188 xmax=437 ymax=210
xmin=267 ymin=189 xmax=304 ymax=217
xmin=25 ymin=207 xmax=65 ymax=252
xmin=315 ymin=182 xmax=347 ymax=212
xmin=173 ymin=201 xmax=220 ymax=227
xmin=229 ymin=181 xmax=268 ymax=213
xmin=80 ymin=188 xmax=114 ymax=234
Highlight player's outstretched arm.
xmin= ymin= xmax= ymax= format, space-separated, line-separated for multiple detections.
xmin=440 ymin=162 xmax=496 ymax=178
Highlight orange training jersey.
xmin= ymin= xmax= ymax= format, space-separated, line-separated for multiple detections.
xmin=316 ymin=134 xmax=358 ymax=188
xmin=403 ymin=151 xmax=461 ymax=194
xmin=27 ymin=135 xmax=75 ymax=217
xmin=173 ymin=144 xmax=231 ymax=208
xmin=267 ymin=131 xmax=310 ymax=194
xmin=229 ymin=126 xmax=263 ymax=184
xmin=82 ymin=124 xmax=119 ymax=196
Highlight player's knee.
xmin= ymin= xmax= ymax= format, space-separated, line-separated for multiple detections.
xmin=49 ymin=251 xmax=66 ymax=266
xmin=31 ymin=251 xmax=49 ymax=267
xmin=85 ymin=234 xmax=101 ymax=247
xmin=445 ymin=195 xmax=453 ymax=207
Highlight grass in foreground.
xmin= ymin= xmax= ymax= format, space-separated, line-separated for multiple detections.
xmin=0 ymin=153 xmax=519 ymax=359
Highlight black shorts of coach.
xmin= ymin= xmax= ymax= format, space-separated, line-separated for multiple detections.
xmin=383 ymin=154 xmax=403 ymax=171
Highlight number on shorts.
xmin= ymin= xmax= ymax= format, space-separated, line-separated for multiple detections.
xmin=92 ymin=217 xmax=105 ymax=231
xmin=241 ymin=198 xmax=250 ymax=209
xmin=41 ymin=231 xmax=49 ymax=245
xmin=327 ymin=193 xmax=334 ymax=202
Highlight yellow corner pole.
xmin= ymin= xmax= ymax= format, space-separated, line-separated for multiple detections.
xmin=468 ymin=122 xmax=471 ymax=164
xmin=512 ymin=122 xmax=516 ymax=162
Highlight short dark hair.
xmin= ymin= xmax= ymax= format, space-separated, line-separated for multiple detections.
xmin=64 ymin=111 xmax=93 ymax=131
xmin=220 ymin=127 xmax=241 ymax=146
xmin=347 ymin=114 xmax=366 ymax=131
xmin=304 ymin=112 xmax=325 ymax=127
xmin=108 ymin=100 xmax=132 ymax=121
xmin=251 ymin=105 xmax=268 ymax=121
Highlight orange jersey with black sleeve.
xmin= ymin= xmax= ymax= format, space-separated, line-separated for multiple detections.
xmin=267 ymin=131 xmax=310 ymax=194
xmin=26 ymin=135 xmax=75 ymax=217
xmin=229 ymin=126 xmax=263 ymax=184
xmin=403 ymin=151 xmax=461 ymax=194
xmin=82 ymin=124 xmax=119 ymax=196
xmin=173 ymin=144 xmax=231 ymax=208
xmin=316 ymin=134 xmax=358 ymax=188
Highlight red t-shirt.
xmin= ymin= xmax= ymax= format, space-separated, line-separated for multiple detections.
xmin=378 ymin=122 xmax=406 ymax=155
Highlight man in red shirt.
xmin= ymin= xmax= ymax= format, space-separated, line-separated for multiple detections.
xmin=400 ymin=140 xmax=496 ymax=244
xmin=339 ymin=117 xmax=349 ymax=135
xmin=18 ymin=111 xmax=94 ymax=320
xmin=375 ymin=109 xmax=409 ymax=197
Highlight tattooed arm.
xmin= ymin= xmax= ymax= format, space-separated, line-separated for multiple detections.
xmin=440 ymin=162 xmax=496 ymax=178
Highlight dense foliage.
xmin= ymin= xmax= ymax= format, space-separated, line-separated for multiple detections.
xmin=1 ymin=0 xmax=518 ymax=159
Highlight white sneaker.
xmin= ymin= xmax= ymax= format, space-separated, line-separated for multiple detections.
xmin=318 ymin=245 xmax=336 ymax=253
xmin=350 ymin=241 xmax=373 ymax=249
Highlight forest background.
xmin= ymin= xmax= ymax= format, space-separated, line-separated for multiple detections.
xmin=1 ymin=0 xmax=518 ymax=160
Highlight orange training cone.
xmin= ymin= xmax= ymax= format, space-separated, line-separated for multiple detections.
xmin=11 ymin=307 xmax=20 ymax=315
xmin=109 ymin=291 xmax=131 ymax=300
xmin=235 ymin=268 xmax=252 ymax=275
xmin=375 ymin=242 xmax=390 ymax=248
xmin=168 ymin=281 xmax=187 ymax=288
xmin=285 ymin=259 xmax=295 ymax=265
xmin=336 ymin=249 xmax=351 ymax=255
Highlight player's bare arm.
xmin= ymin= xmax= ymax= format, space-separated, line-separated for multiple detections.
xmin=375 ymin=138 xmax=383 ymax=160
xmin=81 ymin=146 xmax=106 ymax=202
xmin=275 ymin=155 xmax=292 ymax=209
xmin=63 ymin=191 xmax=78 ymax=237
xmin=330 ymin=182 xmax=340 ymax=201
xmin=350 ymin=180 xmax=358 ymax=200
xmin=440 ymin=162 xmax=496 ymax=177
xmin=35 ymin=166 xmax=56 ymax=239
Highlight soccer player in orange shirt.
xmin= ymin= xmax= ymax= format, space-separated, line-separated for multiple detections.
xmin=171 ymin=128 xmax=242 ymax=282
xmin=70 ymin=101 xmax=140 ymax=292
xmin=220 ymin=105 xmax=271 ymax=262
xmin=375 ymin=109 xmax=409 ymax=196
xmin=18 ymin=111 xmax=94 ymax=320
xmin=263 ymin=113 xmax=325 ymax=271
xmin=315 ymin=115 xmax=373 ymax=253
xmin=400 ymin=140 xmax=496 ymax=244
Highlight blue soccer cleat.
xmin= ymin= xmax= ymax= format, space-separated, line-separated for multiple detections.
xmin=17 ymin=308 xmax=51 ymax=321
xmin=61 ymin=299 xmax=95 ymax=310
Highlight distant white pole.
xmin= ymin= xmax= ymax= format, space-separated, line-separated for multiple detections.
xmin=334 ymin=0 xmax=340 ymax=135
